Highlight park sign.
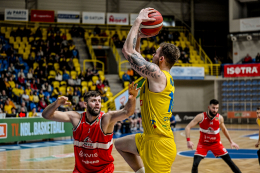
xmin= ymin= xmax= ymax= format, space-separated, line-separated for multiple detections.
xmin=0 ymin=118 xmax=73 ymax=143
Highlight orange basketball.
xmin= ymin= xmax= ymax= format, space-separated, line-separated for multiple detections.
xmin=140 ymin=10 xmax=163 ymax=36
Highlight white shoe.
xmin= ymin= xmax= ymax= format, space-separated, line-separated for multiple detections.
xmin=115 ymin=131 xmax=121 ymax=135
xmin=140 ymin=127 xmax=143 ymax=132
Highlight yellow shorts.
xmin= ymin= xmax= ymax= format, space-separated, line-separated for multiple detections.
xmin=135 ymin=133 xmax=176 ymax=173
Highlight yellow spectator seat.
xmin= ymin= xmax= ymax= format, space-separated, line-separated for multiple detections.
xmin=104 ymin=86 xmax=110 ymax=92
xmin=87 ymin=81 xmax=93 ymax=87
xmin=29 ymin=37 xmax=34 ymax=42
xmin=16 ymin=37 xmax=21 ymax=43
xmin=71 ymin=71 xmax=77 ymax=79
xmin=119 ymin=71 xmax=124 ymax=79
xmin=92 ymin=76 xmax=99 ymax=84
xmin=59 ymin=86 xmax=67 ymax=95
xmin=67 ymin=86 xmax=74 ymax=94
xmin=98 ymin=71 xmax=104 ymax=76
xmin=100 ymin=75 xmax=105 ymax=81
xmin=54 ymin=63 xmax=60 ymax=71
xmin=60 ymin=81 xmax=67 ymax=86
xmin=81 ymin=81 xmax=88 ymax=87
xmin=9 ymin=37 xmax=15 ymax=44
xmin=106 ymin=91 xmax=113 ymax=98
xmin=82 ymin=86 xmax=89 ymax=93
xmin=49 ymin=70 xmax=56 ymax=76
xmin=52 ymin=81 xmax=60 ymax=89
xmin=124 ymin=81 xmax=130 ymax=88
xmin=22 ymin=37 xmax=27 ymax=42
xmin=13 ymin=43 xmax=19 ymax=49
xmin=33 ymin=62 xmax=39 ymax=70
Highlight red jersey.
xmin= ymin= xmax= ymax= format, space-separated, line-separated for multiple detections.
xmin=73 ymin=112 xmax=114 ymax=173
xmin=199 ymin=112 xmax=221 ymax=144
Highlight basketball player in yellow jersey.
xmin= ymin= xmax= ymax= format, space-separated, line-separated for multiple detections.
xmin=255 ymin=107 xmax=260 ymax=165
xmin=115 ymin=8 xmax=180 ymax=173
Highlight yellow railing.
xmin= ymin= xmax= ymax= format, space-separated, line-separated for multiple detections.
xmin=83 ymin=59 xmax=104 ymax=72
xmin=118 ymin=60 xmax=130 ymax=79
xmin=102 ymin=77 xmax=144 ymax=111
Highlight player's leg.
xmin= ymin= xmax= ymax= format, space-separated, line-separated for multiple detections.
xmin=220 ymin=154 xmax=241 ymax=173
xmin=191 ymin=155 xmax=204 ymax=173
xmin=114 ymin=134 xmax=144 ymax=172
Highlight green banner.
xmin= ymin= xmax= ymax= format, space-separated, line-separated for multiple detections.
xmin=0 ymin=118 xmax=73 ymax=143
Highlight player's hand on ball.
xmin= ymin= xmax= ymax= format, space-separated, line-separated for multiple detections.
xmin=128 ymin=82 xmax=140 ymax=98
xmin=255 ymin=142 xmax=260 ymax=148
xmin=56 ymin=96 xmax=71 ymax=106
xmin=187 ymin=141 xmax=194 ymax=150
xmin=230 ymin=141 xmax=239 ymax=150
xmin=138 ymin=8 xmax=156 ymax=23
xmin=138 ymin=30 xmax=158 ymax=38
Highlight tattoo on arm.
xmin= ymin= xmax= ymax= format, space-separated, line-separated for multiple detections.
xmin=133 ymin=35 xmax=137 ymax=50
xmin=127 ymin=53 xmax=162 ymax=79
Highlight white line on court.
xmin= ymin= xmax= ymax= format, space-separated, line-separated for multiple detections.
xmin=0 ymin=169 xmax=133 ymax=172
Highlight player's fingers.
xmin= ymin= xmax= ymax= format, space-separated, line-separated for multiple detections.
xmin=137 ymin=87 xmax=141 ymax=91
xmin=65 ymin=102 xmax=71 ymax=105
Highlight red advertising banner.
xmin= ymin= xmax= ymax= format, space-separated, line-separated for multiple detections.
xmin=224 ymin=63 xmax=260 ymax=77
xmin=227 ymin=111 xmax=257 ymax=119
xmin=31 ymin=10 xmax=54 ymax=22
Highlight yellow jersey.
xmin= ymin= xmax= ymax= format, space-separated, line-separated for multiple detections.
xmin=140 ymin=70 xmax=174 ymax=138
xmin=257 ymin=119 xmax=260 ymax=126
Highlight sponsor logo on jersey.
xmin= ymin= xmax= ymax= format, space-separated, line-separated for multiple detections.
xmin=79 ymin=150 xmax=98 ymax=158
xmin=82 ymin=159 xmax=99 ymax=164
xmin=83 ymin=137 xmax=93 ymax=148
xmin=140 ymin=100 xmax=143 ymax=106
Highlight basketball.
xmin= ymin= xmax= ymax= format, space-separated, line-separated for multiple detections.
xmin=139 ymin=10 xmax=163 ymax=36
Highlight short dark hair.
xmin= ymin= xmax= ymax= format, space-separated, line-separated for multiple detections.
xmin=159 ymin=42 xmax=180 ymax=68
xmin=84 ymin=91 xmax=101 ymax=102
xmin=257 ymin=107 xmax=260 ymax=111
xmin=210 ymin=99 xmax=219 ymax=105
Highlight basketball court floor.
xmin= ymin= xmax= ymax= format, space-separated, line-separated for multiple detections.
xmin=0 ymin=124 xmax=259 ymax=173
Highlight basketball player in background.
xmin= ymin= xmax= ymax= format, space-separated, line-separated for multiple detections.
xmin=42 ymin=83 xmax=139 ymax=173
xmin=185 ymin=99 xmax=242 ymax=173
xmin=115 ymin=8 xmax=180 ymax=173
xmin=255 ymin=107 xmax=260 ymax=165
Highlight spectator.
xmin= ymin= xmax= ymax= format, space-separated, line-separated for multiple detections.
xmin=18 ymin=101 xmax=28 ymax=113
xmin=75 ymin=76 xmax=81 ymax=87
xmin=32 ymin=91 xmax=39 ymax=106
xmin=127 ymin=68 xmax=134 ymax=81
xmin=0 ymin=90 xmax=8 ymax=105
xmin=38 ymin=97 xmax=47 ymax=112
xmin=18 ymin=69 xmax=25 ymax=78
xmin=28 ymin=107 xmax=37 ymax=117
xmin=18 ymin=107 xmax=27 ymax=118
xmin=68 ymin=76 xmax=75 ymax=86
xmin=52 ymin=87 xmax=61 ymax=99
xmin=143 ymin=46 xmax=150 ymax=55
xmin=182 ymin=54 xmax=191 ymax=64
xmin=21 ymin=91 xmax=30 ymax=108
xmin=103 ymin=78 xmax=110 ymax=87
xmin=255 ymin=53 xmax=260 ymax=63
xmin=243 ymin=54 xmax=253 ymax=63
xmin=42 ymin=82 xmax=52 ymax=92
xmin=78 ymin=97 xmax=85 ymax=111
xmin=8 ymin=77 xmax=15 ymax=89
xmin=94 ymin=25 xmax=101 ymax=35
xmin=36 ymin=78 xmax=42 ymax=90
xmin=150 ymin=46 xmax=156 ymax=54
xmin=78 ymin=70 xmax=85 ymax=81
xmin=25 ymin=86 xmax=31 ymax=95
xmin=63 ymin=70 xmax=70 ymax=81
xmin=4 ymin=100 xmax=13 ymax=114
xmin=12 ymin=84 xmax=21 ymax=104
xmin=30 ymin=79 xmax=38 ymax=91
xmin=67 ymin=58 xmax=75 ymax=71
xmin=85 ymin=68 xmax=93 ymax=81
xmin=35 ymin=27 xmax=42 ymax=38
xmin=184 ymin=44 xmax=190 ymax=55
xmin=27 ymin=69 xmax=34 ymax=80
xmin=45 ymin=95 xmax=52 ymax=104
xmin=6 ymin=107 xmax=17 ymax=117
xmin=97 ymin=79 xmax=105 ymax=91
xmin=114 ymin=121 xmax=122 ymax=135
xmin=91 ymin=66 xmax=99 ymax=77
xmin=75 ymin=87 xmax=81 ymax=97
xmin=72 ymin=92 xmax=79 ymax=106
xmin=122 ymin=72 xmax=131 ymax=82
xmin=55 ymin=71 xmax=63 ymax=81
xmin=18 ymin=75 xmax=25 ymax=87
xmin=90 ymin=83 xmax=97 ymax=91
xmin=213 ymin=56 xmax=219 ymax=64
xmin=38 ymin=89 xmax=44 ymax=99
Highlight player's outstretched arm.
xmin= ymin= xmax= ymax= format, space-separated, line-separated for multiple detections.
xmin=255 ymin=119 xmax=260 ymax=148
xmin=185 ymin=113 xmax=203 ymax=150
xmin=42 ymin=96 xmax=80 ymax=124
xmin=102 ymin=82 xmax=140 ymax=134
xmin=219 ymin=115 xmax=239 ymax=150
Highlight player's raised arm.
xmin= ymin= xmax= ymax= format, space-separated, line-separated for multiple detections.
xmin=102 ymin=82 xmax=140 ymax=134
xmin=42 ymin=96 xmax=80 ymax=125
xmin=122 ymin=8 xmax=163 ymax=81
xmin=185 ymin=113 xmax=203 ymax=150
xmin=219 ymin=115 xmax=239 ymax=150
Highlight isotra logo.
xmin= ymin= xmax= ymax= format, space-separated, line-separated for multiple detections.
xmin=227 ymin=67 xmax=258 ymax=74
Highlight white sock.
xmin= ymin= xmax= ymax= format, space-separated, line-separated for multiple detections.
xmin=136 ymin=167 xmax=145 ymax=173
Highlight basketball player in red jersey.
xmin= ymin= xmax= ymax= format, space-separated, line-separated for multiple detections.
xmin=42 ymin=83 xmax=140 ymax=173
xmin=185 ymin=99 xmax=241 ymax=173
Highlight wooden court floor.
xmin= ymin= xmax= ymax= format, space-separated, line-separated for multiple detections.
xmin=0 ymin=124 xmax=259 ymax=173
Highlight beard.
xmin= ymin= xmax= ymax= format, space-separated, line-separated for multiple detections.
xmin=87 ymin=104 xmax=101 ymax=116
xmin=209 ymin=110 xmax=217 ymax=119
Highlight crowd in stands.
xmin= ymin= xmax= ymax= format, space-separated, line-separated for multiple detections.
xmin=242 ymin=53 xmax=260 ymax=64
xmin=0 ymin=25 xmax=112 ymax=117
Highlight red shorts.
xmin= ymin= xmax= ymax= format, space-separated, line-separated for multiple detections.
xmin=195 ymin=141 xmax=228 ymax=157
